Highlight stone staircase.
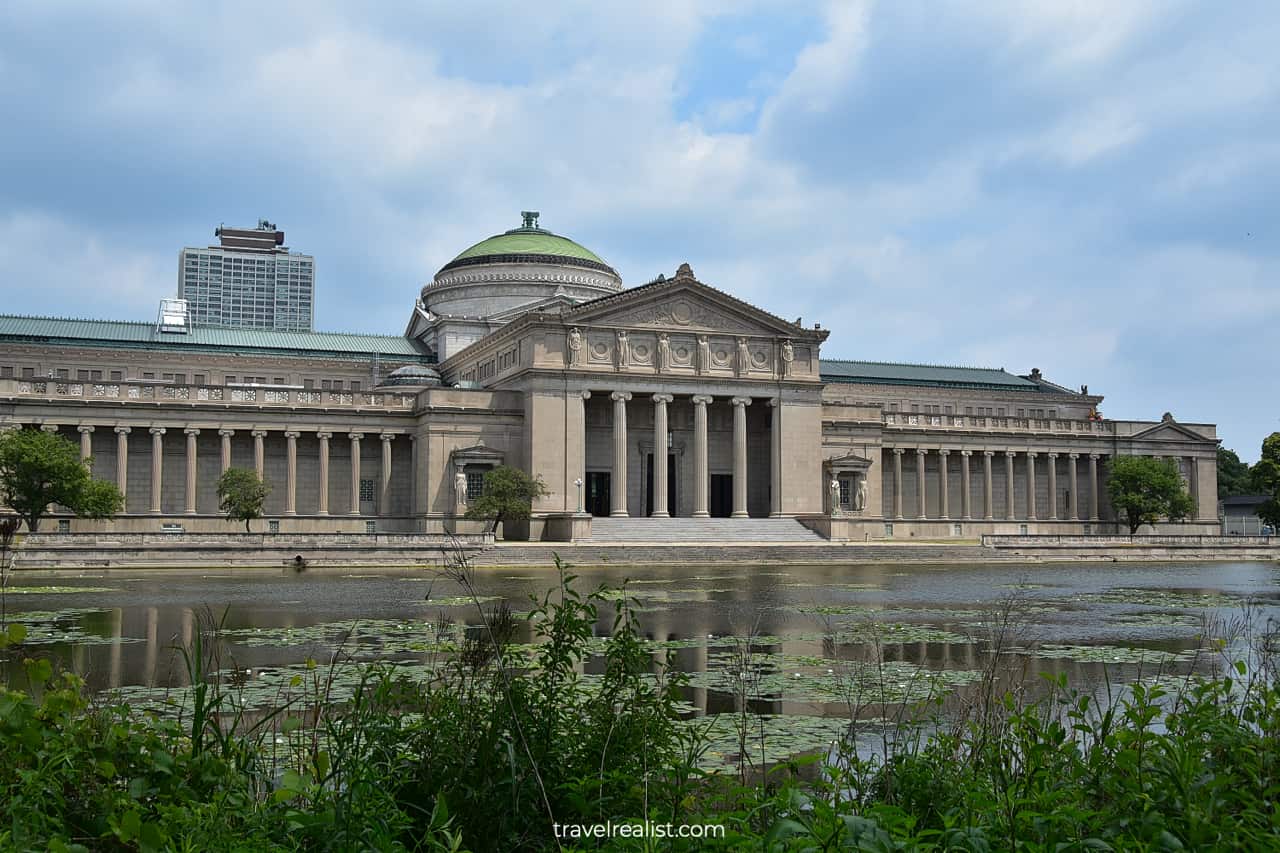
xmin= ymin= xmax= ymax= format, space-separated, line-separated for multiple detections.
xmin=586 ymin=516 xmax=826 ymax=543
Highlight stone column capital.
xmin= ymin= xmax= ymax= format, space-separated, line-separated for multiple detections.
xmin=348 ymin=432 xmax=364 ymax=441
xmin=610 ymin=391 xmax=632 ymax=402
xmin=1089 ymin=453 xmax=1101 ymax=460
xmin=960 ymin=449 xmax=972 ymax=457
xmin=766 ymin=396 xmax=781 ymax=407
xmin=1005 ymin=450 xmax=1017 ymax=458
xmin=40 ymin=423 xmax=60 ymax=432
xmin=580 ymin=390 xmax=592 ymax=400
xmin=651 ymin=393 xmax=674 ymax=404
xmin=316 ymin=431 xmax=332 ymax=440
xmin=915 ymin=447 xmax=927 ymax=456
xmin=115 ymin=425 xmax=132 ymax=435
xmin=218 ymin=428 xmax=235 ymax=437
xmin=1047 ymin=452 xmax=1059 ymax=459
xmin=379 ymin=432 xmax=396 ymax=442
xmin=893 ymin=448 xmax=905 ymax=455
xmin=284 ymin=430 xmax=301 ymax=439
xmin=149 ymin=426 xmax=166 ymax=436
xmin=1026 ymin=451 xmax=1038 ymax=459
xmin=1069 ymin=452 xmax=1079 ymax=459
xmin=184 ymin=427 xmax=200 ymax=436
xmin=730 ymin=396 xmax=752 ymax=407
xmin=690 ymin=394 xmax=714 ymax=405
xmin=939 ymin=448 xmax=951 ymax=456
xmin=251 ymin=429 xmax=268 ymax=438
xmin=983 ymin=450 xmax=994 ymax=457
xmin=77 ymin=424 xmax=95 ymax=434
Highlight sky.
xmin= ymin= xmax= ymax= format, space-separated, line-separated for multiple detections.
xmin=1 ymin=1 xmax=1276 ymax=461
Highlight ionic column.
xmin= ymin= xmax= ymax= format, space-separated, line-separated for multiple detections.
xmin=960 ymin=450 xmax=972 ymax=519
xmin=1188 ymin=456 xmax=1200 ymax=518
xmin=1026 ymin=452 xmax=1037 ymax=520
xmin=348 ymin=432 xmax=363 ymax=515
xmin=149 ymin=427 xmax=165 ymax=514
xmin=39 ymin=423 xmax=59 ymax=434
xmin=284 ymin=431 xmax=300 ymax=516
xmin=938 ymin=449 xmax=950 ymax=519
xmin=610 ymin=392 xmax=631 ymax=517
xmin=915 ymin=448 xmax=927 ymax=519
xmin=78 ymin=425 xmax=94 ymax=460
xmin=1089 ymin=454 xmax=1100 ymax=521
xmin=252 ymin=429 xmax=267 ymax=479
xmin=691 ymin=395 xmax=712 ymax=517
xmin=1005 ymin=451 xmax=1016 ymax=518
xmin=892 ymin=449 xmax=904 ymax=519
xmin=317 ymin=432 xmax=331 ymax=515
xmin=218 ymin=429 xmax=234 ymax=473
xmin=114 ymin=426 xmax=130 ymax=497
xmin=768 ymin=397 xmax=782 ymax=517
xmin=1068 ymin=453 xmax=1079 ymax=520
xmin=651 ymin=394 xmax=672 ymax=517
xmin=184 ymin=428 xmax=199 ymax=515
xmin=730 ymin=397 xmax=751 ymax=518
xmin=982 ymin=451 xmax=994 ymax=519
xmin=380 ymin=433 xmax=394 ymax=517
xmin=1047 ymin=452 xmax=1059 ymax=520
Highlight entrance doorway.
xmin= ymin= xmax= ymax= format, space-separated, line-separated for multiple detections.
xmin=644 ymin=453 xmax=677 ymax=516
xmin=586 ymin=471 xmax=611 ymax=517
xmin=709 ymin=474 xmax=733 ymax=518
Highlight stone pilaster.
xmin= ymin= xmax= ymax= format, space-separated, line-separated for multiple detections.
xmin=252 ymin=429 xmax=267 ymax=479
xmin=768 ymin=397 xmax=782 ymax=517
xmin=348 ymin=433 xmax=363 ymax=515
xmin=960 ymin=450 xmax=972 ymax=520
xmin=1089 ymin=454 xmax=1100 ymax=522
xmin=78 ymin=425 xmax=93 ymax=460
xmin=1047 ymin=452 xmax=1058 ymax=520
xmin=380 ymin=433 xmax=394 ymax=517
xmin=1005 ymin=451 xmax=1016 ymax=519
xmin=114 ymin=426 xmax=130 ymax=497
xmin=284 ymin=431 xmax=300 ymax=515
xmin=149 ymin=427 xmax=165 ymax=515
xmin=1068 ymin=453 xmax=1079 ymax=520
xmin=1026 ymin=451 xmax=1037 ymax=520
xmin=316 ymin=432 xmax=331 ymax=515
xmin=218 ymin=429 xmax=234 ymax=473
xmin=983 ymin=451 xmax=994 ymax=520
xmin=915 ymin=448 xmax=927 ymax=519
xmin=184 ymin=428 xmax=199 ymax=515
xmin=938 ymin=449 xmax=950 ymax=519
xmin=892 ymin=449 xmax=904 ymax=520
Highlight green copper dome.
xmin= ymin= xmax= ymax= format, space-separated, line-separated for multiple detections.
xmin=438 ymin=211 xmax=615 ymax=275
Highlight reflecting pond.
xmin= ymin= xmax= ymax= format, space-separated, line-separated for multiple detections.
xmin=2 ymin=560 xmax=1277 ymax=767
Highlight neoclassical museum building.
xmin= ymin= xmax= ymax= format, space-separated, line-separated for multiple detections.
xmin=0 ymin=214 xmax=1221 ymax=539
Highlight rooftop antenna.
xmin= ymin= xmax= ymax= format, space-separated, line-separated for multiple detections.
xmin=521 ymin=210 xmax=540 ymax=229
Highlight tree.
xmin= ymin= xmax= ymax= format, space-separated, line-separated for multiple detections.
xmin=464 ymin=465 xmax=548 ymax=537
xmin=1217 ymin=447 xmax=1253 ymax=500
xmin=0 ymin=428 xmax=124 ymax=532
xmin=1252 ymin=432 xmax=1280 ymax=530
xmin=1106 ymin=456 xmax=1196 ymax=534
xmin=216 ymin=467 xmax=271 ymax=533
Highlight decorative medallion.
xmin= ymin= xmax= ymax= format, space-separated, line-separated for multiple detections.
xmin=671 ymin=301 xmax=692 ymax=324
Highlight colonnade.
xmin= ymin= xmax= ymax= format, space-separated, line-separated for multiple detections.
xmin=586 ymin=391 xmax=778 ymax=518
xmin=62 ymin=423 xmax=408 ymax=517
xmin=888 ymin=447 xmax=1105 ymax=522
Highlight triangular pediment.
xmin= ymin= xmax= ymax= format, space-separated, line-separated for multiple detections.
xmin=564 ymin=275 xmax=819 ymax=340
xmin=1129 ymin=421 xmax=1211 ymax=443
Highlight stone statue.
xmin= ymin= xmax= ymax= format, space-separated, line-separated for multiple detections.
xmin=696 ymin=335 xmax=709 ymax=374
xmin=616 ymin=330 xmax=629 ymax=369
xmin=780 ymin=339 xmax=794 ymax=378
xmin=657 ymin=333 xmax=670 ymax=372
xmin=855 ymin=477 xmax=867 ymax=512
xmin=736 ymin=336 xmax=750 ymax=376
xmin=829 ymin=478 xmax=842 ymax=517
xmin=567 ymin=327 xmax=582 ymax=366
xmin=454 ymin=470 xmax=468 ymax=509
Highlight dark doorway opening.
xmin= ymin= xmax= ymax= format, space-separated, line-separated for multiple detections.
xmin=709 ymin=474 xmax=733 ymax=518
xmin=644 ymin=453 xmax=677 ymax=516
xmin=586 ymin=471 xmax=611 ymax=517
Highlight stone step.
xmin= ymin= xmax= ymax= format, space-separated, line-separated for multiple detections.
xmin=587 ymin=517 xmax=826 ymax=542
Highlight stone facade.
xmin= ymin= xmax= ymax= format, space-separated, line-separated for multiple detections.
xmin=0 ymin=232 xmax=1221 ymax=540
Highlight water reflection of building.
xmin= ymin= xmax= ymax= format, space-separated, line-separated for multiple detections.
xmin=2 ymin=212 xmax=1220 ymax=540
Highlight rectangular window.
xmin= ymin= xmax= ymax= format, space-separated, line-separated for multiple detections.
xmin=142 ymin=372 xmax=155 ymax=380
xmin=268 ymin=520 xmax=280 ymax=534
xmin=466 ymin=470 xmax=486 ymax=500
xmin=365 ymin=520 xmax=377 ymax=534
xmin=225 ymin=375 xmax=236 ymax=384
xmin=359 ymin=479 xmax=376 ymax=502
xmin=274 ymin=377 xmax=284 ymax=385
xmin=194 ymin=374 xmax=206 ymax=385
xmin=965 ymin=407 xmax=973 ymax=415
xmin=56 ymin=368 xmax=69 ymax=379
xmin=22 ymin=367 xmax=34 ymax=378
xmin=1017 ymin=409 xmax=1025 ymax=418
xmin=58 ymin=519 xmax=71 ymax=534
xmin=0 ymin=367 xmax=12 ymax=378
xmin=1019 ymin=524 xmax=1029 ymax=536
xmin=911 ymin=404 xmax=919 ymax=413
xmin=350 ymin=381 xmax=361 ymax=392
xmin=883 ymin=523 xmax=894 ymax=537
xmin=997 ymin=408 xmax=1005 ymax=417
xmin=952 ymin=523 xmax=962 ymax=537
xmin=888 ymin=402 xmax=899 ymax=412
xmin=839 ymin=479 xmax=851 ymax=508
xmin=90 ymin=370 xmax=102 ymax=381
xmin=77 ymin=369 xmax=89 ymax=380
xmin=303 ymin=379 xmax=314 ymax=389
xmin=110 ymin=370 xmax=122 ymax=381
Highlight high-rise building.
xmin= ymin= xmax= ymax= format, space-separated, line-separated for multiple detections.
xmin=179 ymin=220 xmax=315 ymax=332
